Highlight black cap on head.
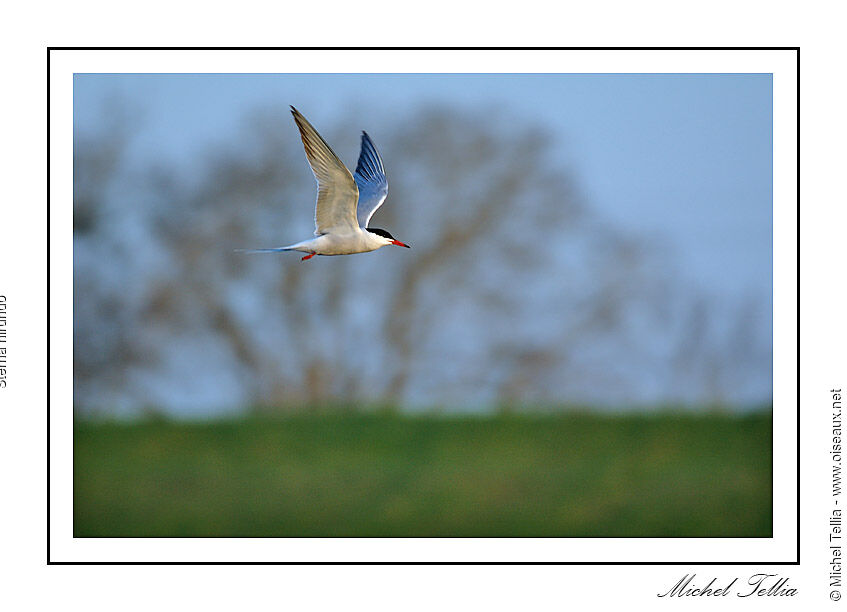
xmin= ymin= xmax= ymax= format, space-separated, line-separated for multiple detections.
xmin=366 ymin=228 xmax=396 ymax=241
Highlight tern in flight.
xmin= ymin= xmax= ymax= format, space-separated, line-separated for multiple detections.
xmin=238 ymin=107 xmax=410 ymax=261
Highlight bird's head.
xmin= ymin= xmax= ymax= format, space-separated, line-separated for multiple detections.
xmin=367 ymin=228 xmax=410 ymax=249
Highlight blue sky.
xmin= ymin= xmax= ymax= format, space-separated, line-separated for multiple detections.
xmin=74 ymin=72 xmax=772 ymax=308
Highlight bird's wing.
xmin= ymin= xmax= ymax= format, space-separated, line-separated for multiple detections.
xmin=290 ymin=107 xmax=359 ymax=235
xmin=353 ymin=131 xmax=389 ymax=228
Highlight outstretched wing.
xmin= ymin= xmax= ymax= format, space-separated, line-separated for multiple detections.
xmin=290 ymin=107 xmax=359 ymax=235
xmin=353 ymin=131 xmax=389 ymax=228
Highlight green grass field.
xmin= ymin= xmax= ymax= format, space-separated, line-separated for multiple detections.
xmin=74 ymin=411 xmax=772 ymax=537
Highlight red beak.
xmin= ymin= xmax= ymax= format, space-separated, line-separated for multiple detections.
xmin=391 ymin=240 xmax=411 ymax=248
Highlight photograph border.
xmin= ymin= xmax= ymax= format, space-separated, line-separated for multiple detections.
xmin=50 ymin=46 xmax=799 ymax=565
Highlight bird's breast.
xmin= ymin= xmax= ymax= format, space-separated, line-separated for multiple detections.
xmin=315 ymin=230 xmax=382 ymax=255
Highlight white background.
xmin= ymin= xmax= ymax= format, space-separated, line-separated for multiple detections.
xmin=48 ymin=48 xmax=797 ymax=564
xmin=2 ymin=0 xmax=844 ymax=610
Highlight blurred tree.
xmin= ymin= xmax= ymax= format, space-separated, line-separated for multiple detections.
xmin=73 ymin=103 xmax=772 ymax=415
xmin=73 ymin=107 xmax=153 ymax=412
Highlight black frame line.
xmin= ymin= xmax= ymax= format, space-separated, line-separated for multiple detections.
xmin=49 ymin=46 xmax=800 ymax=565
xmin=50 ymin=46 xmax=797 ymax=51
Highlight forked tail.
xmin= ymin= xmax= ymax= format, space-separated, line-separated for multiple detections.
xmin=234 ymin=247 xmax=295 ymax=254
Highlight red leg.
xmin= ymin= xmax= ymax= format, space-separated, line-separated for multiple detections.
xmin=301 ymin=252 xmax=316 ymax=261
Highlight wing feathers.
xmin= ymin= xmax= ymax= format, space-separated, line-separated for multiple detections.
xmin=290 ymin=107 xmax=359 ymax=235
xmin=354 ymin=131 xmax=389 ymax=228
